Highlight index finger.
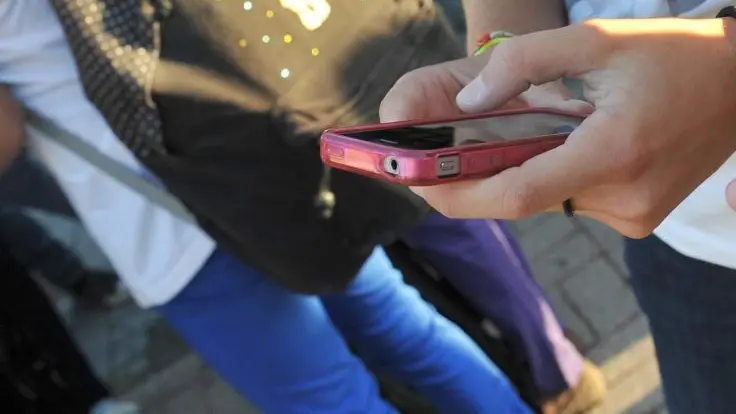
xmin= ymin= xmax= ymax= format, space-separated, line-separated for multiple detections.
xmin=457 ymin=23 xmax=609 ymax=113
xmin=411 ymin=112 xmax=616 ymax=219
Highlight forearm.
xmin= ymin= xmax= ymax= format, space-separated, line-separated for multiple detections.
xmin=0 ymin=85 xmax=24 ymax=170
xmin=461 ymin=0 xmax=568 ymax=54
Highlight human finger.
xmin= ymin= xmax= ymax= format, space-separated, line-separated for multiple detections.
xmin=520 ymin=82 xmax=595 ymax=114
xmin=727 ymin=178 xmax=736 ymax=211
xmin=410 ymin=112 xmax=617 ymax=219
xmin=456 ymin=23 xmax=608 ymax=112
xmin=380 ymin=57 xmax=488 ymax=123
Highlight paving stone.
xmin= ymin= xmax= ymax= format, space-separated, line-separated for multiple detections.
xmin=26 ymin=209 xmax=77 ymax=245
xmin=122 ymin=354 xmax=205 ymax=408
xmin=516 ymin=214 xmax=579 ymax=259
xmin=529 ymin=233 xmax=601 ymax=289
xmin=574 ymin=217 xmax=624 ymax=253
xmin=107 ymin=317 xmax=190 ymax=393
xmin=144 ymin=380 xmax=209 ymax=414
xmin=545 ymin=286 xmax=598 ymax=349
xmin=69 ymin=308 xmax=113 ymax=380
xmin=511 ymin=213 xmax=554 ymax=237
xmin=204 ymin=378 xmax=258 ymax=414
xmin=562 ymin=259 xmax=641 ymax=338
xmin=607 ymin=245 xmax=629 ymax=278
xmin=624 ymin=388 xmax=665 ymax=414
xmin=107 ymin=330 xmax=150 ymax=379
xmin=588 ymin=355 xmax=661 ymax=414
xmin=586 ymin=315 xmax=652 ymax=381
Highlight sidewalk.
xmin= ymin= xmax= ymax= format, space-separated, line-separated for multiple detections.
xmin=46 ymin=211 xmax=665 ymax=414
xmin=514 ymin=214 xmax=665 ymax=414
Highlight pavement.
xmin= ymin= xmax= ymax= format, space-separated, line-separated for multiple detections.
xmin=35 ymin=210 xmax=665 ymax=414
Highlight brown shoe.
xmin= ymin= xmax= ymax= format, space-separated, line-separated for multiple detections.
xmin=542 ymin=360 xmax=606 ymax=414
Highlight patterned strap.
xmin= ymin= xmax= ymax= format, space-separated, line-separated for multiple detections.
xmin=472 ymin=31 xmax=514 ymax=56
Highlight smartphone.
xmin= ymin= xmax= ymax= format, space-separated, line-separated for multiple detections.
xmin=320 ymin=108 xmax=586 ymax=186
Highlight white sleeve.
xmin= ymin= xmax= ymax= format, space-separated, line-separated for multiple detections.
xmin=0 ymin=0 xmax=215 ymax=307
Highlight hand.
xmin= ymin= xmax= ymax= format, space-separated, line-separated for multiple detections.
xmin=729 ymin=178 xmax=736 ymax=210
xmin=380 ymin=55 xmax=593 ymax=122
xmin=381 ymin=18 xmax=736 ymax=238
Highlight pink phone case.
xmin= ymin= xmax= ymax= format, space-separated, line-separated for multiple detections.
xmin=320 ymin=108 xmax=586 ymax=186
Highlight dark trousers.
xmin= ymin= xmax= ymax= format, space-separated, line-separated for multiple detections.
xmin=0 ymin=152 xmax=88 ymax=292
xmin=0 ymin=209 xmax=85 ymax=291
xmin=625 ymin=235 xmax=736 ymax=414
xmin=0 ymin=152 xmax=76 ymax=217
xmin=0 ymin=247 xmax=108 ymax=414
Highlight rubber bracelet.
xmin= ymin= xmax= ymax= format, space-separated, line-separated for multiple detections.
xmin=717 ymin=5 xmax=736 ymax=18
xmin=472 ymin=31 xmax=514 ymax=56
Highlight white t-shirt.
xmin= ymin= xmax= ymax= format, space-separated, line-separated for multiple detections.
xmin=0 ymin=0 xmax=216 ymax=307
xmin=567 ymin=0 xmax=736 ymax=270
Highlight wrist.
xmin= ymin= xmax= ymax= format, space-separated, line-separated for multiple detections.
xmin=461 ymin=0 xmax=566 ymax=54
xmin=716 ymin=13 xmax=736 ymax=152
xmin=718 ymin=10 xmax=736 ymax=52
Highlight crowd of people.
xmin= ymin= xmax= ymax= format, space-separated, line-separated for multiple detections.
xmin=0 ymin=0 xmax=734 ymax=413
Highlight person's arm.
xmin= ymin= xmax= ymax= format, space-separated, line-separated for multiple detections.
xmin=460 ymin=0 xmax=568 ymax=54
xmin=0 ymin=85 xmax=24 ymax=170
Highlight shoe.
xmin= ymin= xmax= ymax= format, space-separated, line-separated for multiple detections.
xmin=542 ymin=360 xmax=606 ymax=414
xmin=90 ymin=399 xmax=140 ymax=414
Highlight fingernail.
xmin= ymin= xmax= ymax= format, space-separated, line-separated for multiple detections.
xmin=457 ymin=76 xmax=488 ymax=110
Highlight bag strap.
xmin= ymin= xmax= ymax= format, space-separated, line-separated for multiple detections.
xmin=24 ymin=110 xmax=197 ymax=224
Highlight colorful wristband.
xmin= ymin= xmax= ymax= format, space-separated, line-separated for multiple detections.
xmin=472 ymin=31 xmax=514 ymax=56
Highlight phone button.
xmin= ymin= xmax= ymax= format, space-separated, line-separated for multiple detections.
xmin=436 ymin=155 xmax=460 ymax=177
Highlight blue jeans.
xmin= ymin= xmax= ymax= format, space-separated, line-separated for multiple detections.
xmin=625 ymin=236 xmax=736 ymax=414
xmin=159 ymin=247 xmax=530 ymax=414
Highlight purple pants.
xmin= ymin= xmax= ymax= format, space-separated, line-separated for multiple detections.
xmin=406 ymin=213 xmax=583 ymax=399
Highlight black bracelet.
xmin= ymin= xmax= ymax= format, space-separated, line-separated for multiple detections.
xmin=717 ymin=5 xmax=736 ymax=19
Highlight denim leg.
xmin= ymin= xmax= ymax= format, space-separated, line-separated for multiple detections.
xmin=625 ymin=236 xmax=736 ymax=414
xmin=323 ymin=247 xmax=531 ymax=414
xmin=158 ymin=249 xmax=397 ymax=414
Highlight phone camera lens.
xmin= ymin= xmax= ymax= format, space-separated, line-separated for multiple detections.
xmin=383 ymin=156 xmax=399 ymax=176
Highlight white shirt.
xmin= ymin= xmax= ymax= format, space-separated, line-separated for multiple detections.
xmin=0 ymin=0 xmax=216 ymax=307
xmin=568 ymin=0 xmax=736 ymax=270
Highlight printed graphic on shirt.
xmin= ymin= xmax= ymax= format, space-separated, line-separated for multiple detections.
xmin=279 ymin=0 xmax=331 ymax=31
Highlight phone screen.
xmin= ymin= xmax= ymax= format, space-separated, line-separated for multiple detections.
xmin=343 ymin=112 xmax=583 ymax=149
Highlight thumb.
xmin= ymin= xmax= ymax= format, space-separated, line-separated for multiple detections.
xmin=727 ymin=179 xmax=736 ymax=211
xmin=456 ymin=23 xmax=606 ymax=113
